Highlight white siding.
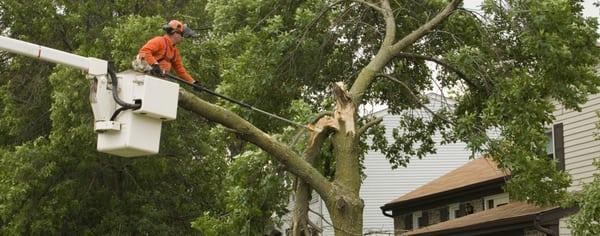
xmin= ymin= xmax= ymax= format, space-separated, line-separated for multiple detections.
xmin=553 ymin=93 xmax=600 ymax=191
xmin=553 ymin=93 xmax=600 ymax=236
xmin=278 ymin=192 xmax=327 ymax=235
xmin=559 ymin=216 xmax=571 ymax=236
xmin=358 ymin=109 xmax=472 ymax=235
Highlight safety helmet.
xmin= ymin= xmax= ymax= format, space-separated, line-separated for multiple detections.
xmin=162 ymin=20 xmax=197 ymax=38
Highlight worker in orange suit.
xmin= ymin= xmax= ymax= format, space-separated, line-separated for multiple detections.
xmin=132 ymin=20 xmax=198 ymax=84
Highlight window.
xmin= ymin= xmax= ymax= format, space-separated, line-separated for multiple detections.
xmin=439 ymin=207 xmax=449 ymax=222
xmin=455 ymin=203 xmax=474 ymax=218
xmin=418 ymin=211 xmax=429 ymax=227
xmin=449 ymin=203 xmax=459 ymax=220
xmin=545 ymin=130 xmax=554 ymax=159
xmin=484 ymin=193 xmax=510 ymax=210
xmin=403 ymin=214 xmax=413 ymax=230
xmin=546 ymin=123 xmax=565 ymax=171
xmin=412 ymin=211 xmax=422 ymax=229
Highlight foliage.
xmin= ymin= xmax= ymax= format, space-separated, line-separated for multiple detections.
xmin=191 ymin=150 xmax=290 ymax=235
xmin=569 ymin=160 xmax=600 ymax=236
xmin=204 ymin=0 xmax=600 ymax=209
xmin=0 ymin=1 xmax=290 ymax=235
xmin=2 ymin=0 xmax=600 ymax=235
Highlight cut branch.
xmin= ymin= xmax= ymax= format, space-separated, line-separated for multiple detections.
xmin=178 ymin=90 xmax=333 ymax=196
xmin=293 ymin=117 xmax=334 ymax=236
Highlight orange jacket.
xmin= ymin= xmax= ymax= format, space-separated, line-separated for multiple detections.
xmin=138 ymin=35 xmax=195 ymax=83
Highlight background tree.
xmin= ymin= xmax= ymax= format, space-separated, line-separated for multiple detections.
xmin=0 ymin=1 xmax=289 ymax=235
xmin=180 ymin=0 xmax=600 ymax=235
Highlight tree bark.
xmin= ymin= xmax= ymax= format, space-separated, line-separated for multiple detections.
xmin=293 ymin=117 xmax=335 ymax=236
xmin=178 ymin=90 xmax=334 ymax=198
xmin=327 ymin=82 xmax=364 ymax=236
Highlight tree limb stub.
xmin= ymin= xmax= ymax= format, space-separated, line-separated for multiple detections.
xmin=332 ymin=82 xmax=356 ymax=135
xmin=178 ymin=89 xmax=333 ymax=196
xmin=307 ymin=116 xmax=337 ymax=152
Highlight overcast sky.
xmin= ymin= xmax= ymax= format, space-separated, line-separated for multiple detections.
xmin=463 ymin=0 xmax=599 ymax=18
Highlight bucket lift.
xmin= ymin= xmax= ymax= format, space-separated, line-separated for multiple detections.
xmin=0 ymin=36 xmax=179 ymax=157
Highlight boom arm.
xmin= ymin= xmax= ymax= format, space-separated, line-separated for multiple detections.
xmin=0 ymin=35 xmax=181 ymax=157
xmin=0 ymin=35 xmax=117 ymax=132
xmin=0 ymin=36 xmax=107 ymax=75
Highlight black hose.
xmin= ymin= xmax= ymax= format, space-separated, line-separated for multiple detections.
xmin=110 ymin=106 xmax=130 ymax=121
xmin=107 ymin=62 xmax=141 ymax=121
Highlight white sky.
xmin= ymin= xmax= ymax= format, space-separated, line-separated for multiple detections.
xmin=361 ymin=0 xmax=600 ymax=114
xmin=464 ymin=0 xmax=600 ymax=20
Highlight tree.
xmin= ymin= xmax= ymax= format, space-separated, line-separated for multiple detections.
xmin=179 ymin=0 xmax=600 ymax=235
xmin=0 ymin=1 xmax=290 ymax=235
xmin=1 ymin=0 xmax=598 ymax=235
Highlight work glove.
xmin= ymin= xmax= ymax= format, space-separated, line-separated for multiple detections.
xmin=150 ymin=64 xmax=164 ymax=77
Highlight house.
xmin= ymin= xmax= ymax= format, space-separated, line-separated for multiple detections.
xmin=358 ymin=94 xmax=473 ymax=235
xmin=380 ymin=93 xmax=600 ymax=235
xmin=277 ymin=94 xmax=474 ymax=235
xmin=380 ymin=156 xmax=577 ymax=235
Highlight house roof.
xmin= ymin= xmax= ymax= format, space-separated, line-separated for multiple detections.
xmin=402 ymin=202 xmax=561 ymax=236
xmin=383 ymin=157 xmax=509 ymax=207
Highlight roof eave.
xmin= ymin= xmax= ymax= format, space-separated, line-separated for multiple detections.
xmin=405 ymin=207 xmax=576 ymax=236
xmin=381 ymin=176 xmax=507 ymax=214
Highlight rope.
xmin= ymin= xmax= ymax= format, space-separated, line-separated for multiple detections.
xmin=164 ymin=74 xmax=311 ymax=130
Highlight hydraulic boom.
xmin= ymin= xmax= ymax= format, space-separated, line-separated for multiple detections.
xmin=0 ymin=36 xmax=180 ymax=157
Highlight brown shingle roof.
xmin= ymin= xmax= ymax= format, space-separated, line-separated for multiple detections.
xmin=403 ymin=202 xmax=557 ymax=235
xmin=385 ymin=157 xmax=509 ymax=206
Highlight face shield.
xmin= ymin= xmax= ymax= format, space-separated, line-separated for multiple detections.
xmin=182 ymin=25 xmax=197 ymax=38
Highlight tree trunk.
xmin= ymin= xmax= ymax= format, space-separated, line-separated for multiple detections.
xmin=292 ymin=179 xmax=312 ymax=236
xmin=327 ymin=82 xmax=364 ymax=236
xmin=324 ymin=190 xmax=364 ymax=236
xmin=293 ymin=115 xmax=336 ymax=236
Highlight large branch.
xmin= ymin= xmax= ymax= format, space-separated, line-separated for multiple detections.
xmin=389 ymin=0 xmax=462 ymax=54
xmin=349 ymin=0 xmax=462 ymax=103
xmin=380 ymin=0 xmax=396 ymax=47
xmin=178 ymin=90 xmax=333 ymax=196
xmin=352 ymin=0 xmax=395 ymax=46
xmin=293 ymin=116 xmax=335 ymax=236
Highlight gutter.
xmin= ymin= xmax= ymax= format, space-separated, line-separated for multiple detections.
xmin=381 ymin=208 xmax=394 ymax=218
xmin=534 ymin=213 xmax=556 ymax=236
